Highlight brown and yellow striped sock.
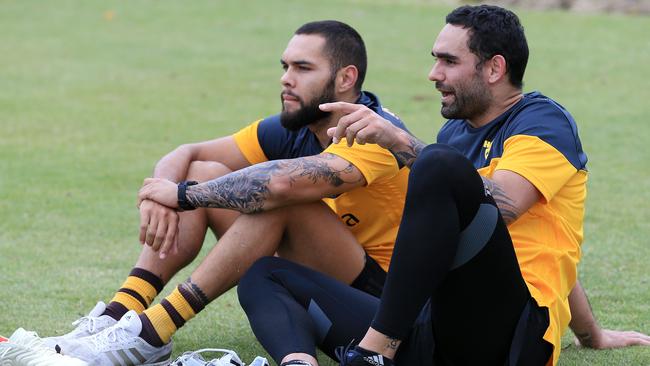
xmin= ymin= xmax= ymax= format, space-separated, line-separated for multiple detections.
xmin=103 ymin=268 xmax=164 ymax=321
xmin=138 ymin=278 xmax=209 ymax=347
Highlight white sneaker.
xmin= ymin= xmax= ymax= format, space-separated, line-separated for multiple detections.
xmin=0 ymin=328 xmax=89 ymax=365
xmin=169 ymin=348 xmax=247 ymax=366
xmin=43 ymin=301 xmax=117 ymax=348
xmin=57 ymin=310 xmax=172 ymax=366
xmin=249 ymin=356 xmax=271 ymax=366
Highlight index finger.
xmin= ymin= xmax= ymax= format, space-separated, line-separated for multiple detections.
xmin=139 ymin=208 xmax=151 ymax=245
xmin=319 ymin=101 xmax=362 ymax=114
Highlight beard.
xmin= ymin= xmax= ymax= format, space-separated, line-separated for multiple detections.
xmin=437 ymin=72 xmax=491 ymax=121
xmin=280 ymin=77 xmax=336 ymax=131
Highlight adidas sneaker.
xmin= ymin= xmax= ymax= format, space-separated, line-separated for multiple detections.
xmin=0 ymin=328 xmax=89 ymax=365
xmin=336 ymin=345 xmax=394 ymax=366
xmin=43 ymin=301 xmax=117 ymax=348
xmin=56 ymin=310 xmax=172 ymax=366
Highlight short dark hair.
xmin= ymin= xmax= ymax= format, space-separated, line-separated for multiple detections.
xmin=295 ymin=20 xmax=367 ymax=92
xmin=446 ymin=5 xmax=529 ymax=89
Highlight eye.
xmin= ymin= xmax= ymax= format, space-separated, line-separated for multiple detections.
xmin=433 ymin=56 xmax=455 ymax=66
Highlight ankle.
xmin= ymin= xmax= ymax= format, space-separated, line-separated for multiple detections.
xmin=102 ymin=302 xmax=129 ymax=321
xmin=137 ymin=314 xmax=165 ymax=347
xmin=280 ymin=353 xmax=317 ymax=366
xmin=281 ymin=361 xmax=314 ymax=366
xmin=358 ymin=328 xmax=400 ymax=359
xmin=339 ymin=345 xmax=394 ymax=366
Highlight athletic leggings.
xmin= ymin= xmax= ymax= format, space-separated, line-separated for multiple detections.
xmin=238 ymin=144 xmax=552 ymax=365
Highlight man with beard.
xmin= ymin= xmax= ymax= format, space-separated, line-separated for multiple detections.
xmin=235 ymin=5 xmax=650 ymax=366
xmin=49 ymin=20 xmax=410 ymax=366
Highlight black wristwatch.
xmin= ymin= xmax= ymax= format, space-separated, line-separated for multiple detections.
xmin=177 ymin=180 xmax=199 ymax=211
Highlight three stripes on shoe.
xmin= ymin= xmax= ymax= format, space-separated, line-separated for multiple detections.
xmin=101 ymin=347 xmax=171 ymax=366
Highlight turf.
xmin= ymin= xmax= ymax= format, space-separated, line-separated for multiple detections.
xmin=0 ymin=0 xmax=648 ymax=364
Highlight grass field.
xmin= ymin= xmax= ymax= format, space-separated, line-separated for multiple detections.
xmin=1 ymin=0 xmax=649 ymax=365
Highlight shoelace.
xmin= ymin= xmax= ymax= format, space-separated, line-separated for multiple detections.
xmin=71 ymin=315 xmax=101 ymax=334
xmin=334 ymin=339 xmax=356 ymax=364
xmin=88 ymin=324 xmax=128 ymax=351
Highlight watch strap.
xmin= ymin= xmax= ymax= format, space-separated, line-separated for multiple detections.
xmin=177 ymin=180 xmax=199 ymax=211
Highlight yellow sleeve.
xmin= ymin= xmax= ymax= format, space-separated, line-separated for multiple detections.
xmin=495 ymin=135 xmax=578 ymax=203
xmin=324 ymin=138 xmax=400 ymax=185
xmin=232 ymin=119 xmax=269 ymax=165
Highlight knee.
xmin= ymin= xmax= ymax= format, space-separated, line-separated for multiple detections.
xmin=237 ymin=256 xmax=281 ymax=309
xmin=409 ymin=144 xmax=475 ymax=185
xmin=186 ymin=161 xmax=233 ymax=182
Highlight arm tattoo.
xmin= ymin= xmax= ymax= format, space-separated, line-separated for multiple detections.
xmin=384 ymin=336 xmax=400 ymax=351
xmin=186 ymin=162 xmax=275 ymax=214
xmin=289 ymin=153 xmax=359 ymax=187
xmin=481 ymin=177 xmax=520 ymax=224
xmin=185 ymin=154 xmax=361 ymax=213
xmin=391 ymin=133 xmax=425 ymax=168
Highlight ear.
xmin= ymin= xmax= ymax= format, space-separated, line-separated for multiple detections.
xmin=486 ymin=55 xmax=507 ymax=84
xmin=336 ymin=65 xmax=359 ymax=93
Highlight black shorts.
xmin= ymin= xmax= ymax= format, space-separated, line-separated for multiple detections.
xmin=396 ymin=297 xmax=552 ymax=366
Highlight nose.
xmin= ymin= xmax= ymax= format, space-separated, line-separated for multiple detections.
xmin=428 ymin=62 xmax=443 ymax=82
xmin=280 ymin=68 xmax=293 ymax=88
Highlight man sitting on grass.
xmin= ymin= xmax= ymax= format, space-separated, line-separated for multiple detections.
xmin=236 ymin=5 xmax=650 ymax=366
xmin=49 ymin=20 xmax=410 ymax=366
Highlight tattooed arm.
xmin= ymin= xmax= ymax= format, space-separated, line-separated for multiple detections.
xmin=321 ymin=101 xmax=426 ymax=168
xmin=481 ymin=169 xmax=540 ymax=225
xmin=387 ymin=130 xmax=426 ymax=168
xmin=138 ymin=153 xmax=366 ymax=214
xmin=569 ymin=280 xmax=650 ymax=348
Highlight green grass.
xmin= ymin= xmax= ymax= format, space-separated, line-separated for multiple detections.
xmin=1 ymin=0 xmax=649 ymax=365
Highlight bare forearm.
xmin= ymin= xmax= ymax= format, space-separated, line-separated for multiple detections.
xmin=569 ymin=280 xmax=601 ymax=347
xmin=480 ymin=177 xmax=523 ymax=225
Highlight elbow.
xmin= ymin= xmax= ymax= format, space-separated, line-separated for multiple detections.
xmin=266 ymin=177 xmax=294 ymax=203
xmin=175 ymin=143 xmax=195 ymax=158
xmin=235 ymin=178 xmax=293 ymax=214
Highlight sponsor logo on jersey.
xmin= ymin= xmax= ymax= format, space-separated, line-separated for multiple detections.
xmin=341 ymin=213 xmax=360 ymax=226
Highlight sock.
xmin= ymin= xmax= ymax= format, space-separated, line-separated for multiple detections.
xmin=138 ymin=278 xmax=208 ymax=346
xmin=103 ymin=268 xmax=164 ymax=320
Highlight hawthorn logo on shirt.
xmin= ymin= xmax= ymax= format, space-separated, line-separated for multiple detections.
xmin=482 ymin=140 xmax=493 ymax=159
xmin=341 ymin=213 xmax=360 ymax=226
